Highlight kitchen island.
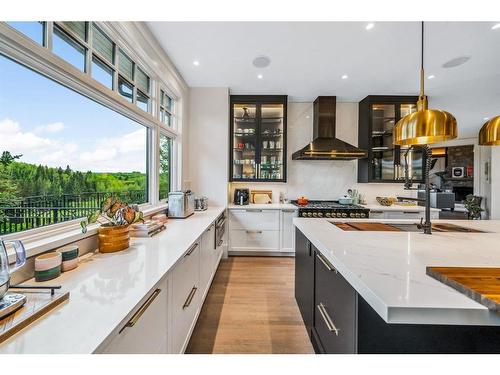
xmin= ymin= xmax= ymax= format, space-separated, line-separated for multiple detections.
xmin=294 ymin=217 xmax=500 ymax=353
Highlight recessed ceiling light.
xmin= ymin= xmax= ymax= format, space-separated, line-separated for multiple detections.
xmin=365 ymin=23 xmax=375 ymax=30
xmin=341 ymin=74 xmax=348 ymax=80
xmin=257 ymin=74 xmax=263 ymax=79
xmin=193 ymin=60 xmax=200 ymax=66
xmin=252 ymin=55 xmax=271 ymax=68
xmin=427 ymin=74 xmax=435 ymax=79
xmin=492 ymin=23 xmax=500 ymax=30
xmin=442 ymin=56 xmax=470 ymax=68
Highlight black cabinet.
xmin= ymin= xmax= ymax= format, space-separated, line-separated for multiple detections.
xmin=357 ymin=95 xmax=425 ymax=183
xmin=229 ymin=95 xmax=287 ymax=182
xmin=312 ymin=249 xmax=357 ymax=354
xmin=294 ymin=228 xmax=314 ymax=337
xmin=294 ymin=231 xmax=500 ymax=354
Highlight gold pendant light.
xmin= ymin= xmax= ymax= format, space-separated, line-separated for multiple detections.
xmin=394 ymin=22 xmax=458 ymax=146
xmin=479 ymin=115 xmax=500 ymax=145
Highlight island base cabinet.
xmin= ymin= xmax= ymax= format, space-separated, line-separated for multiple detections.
xmin=200 ymin=223 xmax=216 ymax=299
xmin=100 ymin=277 xmax=169 ymax=354
xmin=312 ymin=248 xmax=357 ymax=354
xmin=170 ymin=241 xmax=201 ymax=354
xmin=294 ymin=228 xmax=314 ymax=336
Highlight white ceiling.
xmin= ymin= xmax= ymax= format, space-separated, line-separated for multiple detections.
xmin=147 ymin=22 xmax=500 ymax=138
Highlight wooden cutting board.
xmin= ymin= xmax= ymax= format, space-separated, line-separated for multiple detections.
xmin=333 ymin=222 xmax=402 ymax=232
xmin=426 ymin=267 xmax=500 ymax=312
xmin=0 ymin=290 xmax=70 ymax=344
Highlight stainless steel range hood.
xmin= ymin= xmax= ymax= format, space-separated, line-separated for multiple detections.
xmin=292 ymin=96 xmax=367 ymax=160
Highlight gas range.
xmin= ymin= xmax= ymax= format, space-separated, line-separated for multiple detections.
xmin=291 ymin=200 xmax=370 ymax=219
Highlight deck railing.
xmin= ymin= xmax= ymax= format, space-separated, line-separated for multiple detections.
xmin=0 ymin=190 xmax=147 ymax=235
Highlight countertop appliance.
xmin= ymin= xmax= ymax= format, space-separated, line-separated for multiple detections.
xmin=292 ymin=96 xmax=367 ymax=160
xmin=1 ymin=239 xmax=27 ymax=319
xmin=234 ymin=188 xmax=250 ymax=206
xmin=168 ymin=191 xmax=195 ymax=218
xmin=291 ymin=200 xmax=370 ymax=218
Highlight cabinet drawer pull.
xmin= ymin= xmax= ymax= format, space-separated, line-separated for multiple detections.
xmin=245 ymin=209 xmax=263 ymax=212
xmin=316 ymin=252 xmax=337 ymax=273
xmin=183 ymin=286 xmax=198 ymax=310
xmin=246 ymin=230 xmax=263 ymax=234
xmin=317 ymin=303 xmax=340 ymax=336
xmin=403 ymin=211 xmax=418 ymax=214
xmin=282 ymin=209 xmax=296 ymax=213
xmin=206 ymin=223 xmax=215 ymax=232
xmin=371 ymin=210 xmax=383 ymax=214
xmin=119 ymin=288 xmax=162 ymax=333
xmin=184 ymin=243 xmax=198 ymax=257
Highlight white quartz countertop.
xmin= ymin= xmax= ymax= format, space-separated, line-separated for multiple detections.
xmin=362 ymin=204 xmax=441 ymax=212
xmin=227 ymin=203 xmax=297 ymax=210
xmin=0 ymin=207 xmax=225 ymax=354
xmin=294 ymin=217 xmax=500 ymax=326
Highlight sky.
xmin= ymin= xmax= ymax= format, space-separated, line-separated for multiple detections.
xmin=0 ymin=53 xmax=147 ymax=173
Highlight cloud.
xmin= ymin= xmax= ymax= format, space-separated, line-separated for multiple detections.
xmin=0 ymin=117 xmax=146 ymax=173
xmin=34 ymin=122 xmax=65 ymax=133
xmin=0 ymin=118 xmax=55 ymax=153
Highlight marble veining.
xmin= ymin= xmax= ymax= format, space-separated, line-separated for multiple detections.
xmin=294 ymin=217 xmax=500 ymax=326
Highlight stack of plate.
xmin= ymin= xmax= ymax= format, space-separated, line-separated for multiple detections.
xmin=58 ymin=245 xmax=79 ymax=272
xmin=34 ymin=253 xmax=62 ymax=282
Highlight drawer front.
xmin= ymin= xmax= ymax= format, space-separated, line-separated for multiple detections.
xmin=229 ymin=209 xmax=280 ymax=231
xmin=313 ymin=248 xmax=357 ymax=354
xmin=229 ymin=229 xmax=280 ymax=252
xmin=369 ymin=210 xmax=385 ymax=219
xmin=385 ymin=211 xmax=423 ymax=220
xmin=171 ymin=241 xmax=201 ymax=353
xmin=101 ymin=277 xmax=168 ymax=354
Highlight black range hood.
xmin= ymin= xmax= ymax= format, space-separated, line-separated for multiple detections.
xmin=292 ymin=96 xmax=367 ymax=160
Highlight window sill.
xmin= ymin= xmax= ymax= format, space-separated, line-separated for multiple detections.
xmin=6 ymin=203 xmax=168 ymax=263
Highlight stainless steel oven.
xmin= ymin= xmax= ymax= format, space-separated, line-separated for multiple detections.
xmin=215 ymin=212 xmax=226 ymax=248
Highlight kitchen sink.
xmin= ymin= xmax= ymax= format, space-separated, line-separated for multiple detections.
xmin=332 ymin=222 xmax=485 ymax=233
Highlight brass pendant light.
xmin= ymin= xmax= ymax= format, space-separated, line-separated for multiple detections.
xmin=479 ymin=115 xmax=500 ymax=145
xmin=394 ymin=22 xmax=458 ymax=146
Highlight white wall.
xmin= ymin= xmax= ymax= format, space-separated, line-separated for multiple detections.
xmin=230 ymin=102 xmax=415 ymax=204
xmin=187 ymin=87 xmax=229 ymax=207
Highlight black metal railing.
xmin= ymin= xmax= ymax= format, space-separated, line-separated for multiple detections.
xmin=0 ymin=190 xmax=147 ymax=235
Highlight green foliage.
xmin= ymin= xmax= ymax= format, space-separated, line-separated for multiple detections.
xmin=81 ymin=198 xmax=144 ymax=233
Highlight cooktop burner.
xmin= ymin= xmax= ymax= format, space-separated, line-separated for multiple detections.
xmin=291 ymin=200 xmax=370 ymax=218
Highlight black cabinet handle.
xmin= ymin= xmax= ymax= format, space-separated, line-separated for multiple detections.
xmin=184 ymin=243 xmax=198 ymax=257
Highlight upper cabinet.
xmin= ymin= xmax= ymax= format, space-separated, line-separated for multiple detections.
xmin=229 ymin=95 xmax=287 ymax=182
xmin=357 ymin=95 xmax=425 ymax=183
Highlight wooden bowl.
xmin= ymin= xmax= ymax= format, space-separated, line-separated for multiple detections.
xmin=98 ymin=224 xmax=130 ymax=253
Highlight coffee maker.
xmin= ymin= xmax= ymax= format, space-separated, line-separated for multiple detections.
xmin=234 ymin=188 xmax=250 ymax=205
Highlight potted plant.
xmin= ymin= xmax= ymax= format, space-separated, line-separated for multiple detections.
xmin=464 ymin=194 xmax=483 ymax=220
xmin=81 ymin=197 xmax=144 ymax=253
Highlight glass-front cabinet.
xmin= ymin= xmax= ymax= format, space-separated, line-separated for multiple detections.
xmin=358 ymin=95 xmax=424 ymax=183
xmin=230 ymin=95 xmax=287 ymax=182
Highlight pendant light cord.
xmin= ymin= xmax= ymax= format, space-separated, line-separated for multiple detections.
xmin=420 ymin=21 xmax=425 ymax=99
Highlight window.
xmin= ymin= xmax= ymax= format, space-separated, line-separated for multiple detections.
xmin=53 ymin=25 xmax=86 ymax=72
xmin=118 ymin=76 xmax=133 ymax=103
xmin=7 ymin=22 xmax=45 ymax=45
xmin=92 ymin=56 xmax=113 ymax=90
xmin=159 ymin=134 xmax=171 ymax=200
xmin=91 ymin=23 xmax=114 ymax=65
xmin=160 ymin=90 xmax=174 ymax=126
xmin=0 ymin=54 xmax=149 ymax=235
xmin=135 ymin=67 xmax=150 ymax=112
xmin=118 ymin=49 xmax=134 ymax=82
xmin=59 ymin=22 xmax=87 ymax=42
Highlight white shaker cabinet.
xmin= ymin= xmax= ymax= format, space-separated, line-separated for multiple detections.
xmin=100 ymin=276 xmax=169 ymax=354
xmin=170 ymin=240 xmax=201 ymax=354
xmin=200 ymin=223 xmax=216 ymax=300
xmin=280 ymin=209 xmax=298 ymax=252
xmin=228 ymin=207 xmax=297 ymax=254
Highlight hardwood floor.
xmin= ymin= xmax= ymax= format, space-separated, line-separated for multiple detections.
xmin=186 ymin=256 xmax=314 ymax=354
